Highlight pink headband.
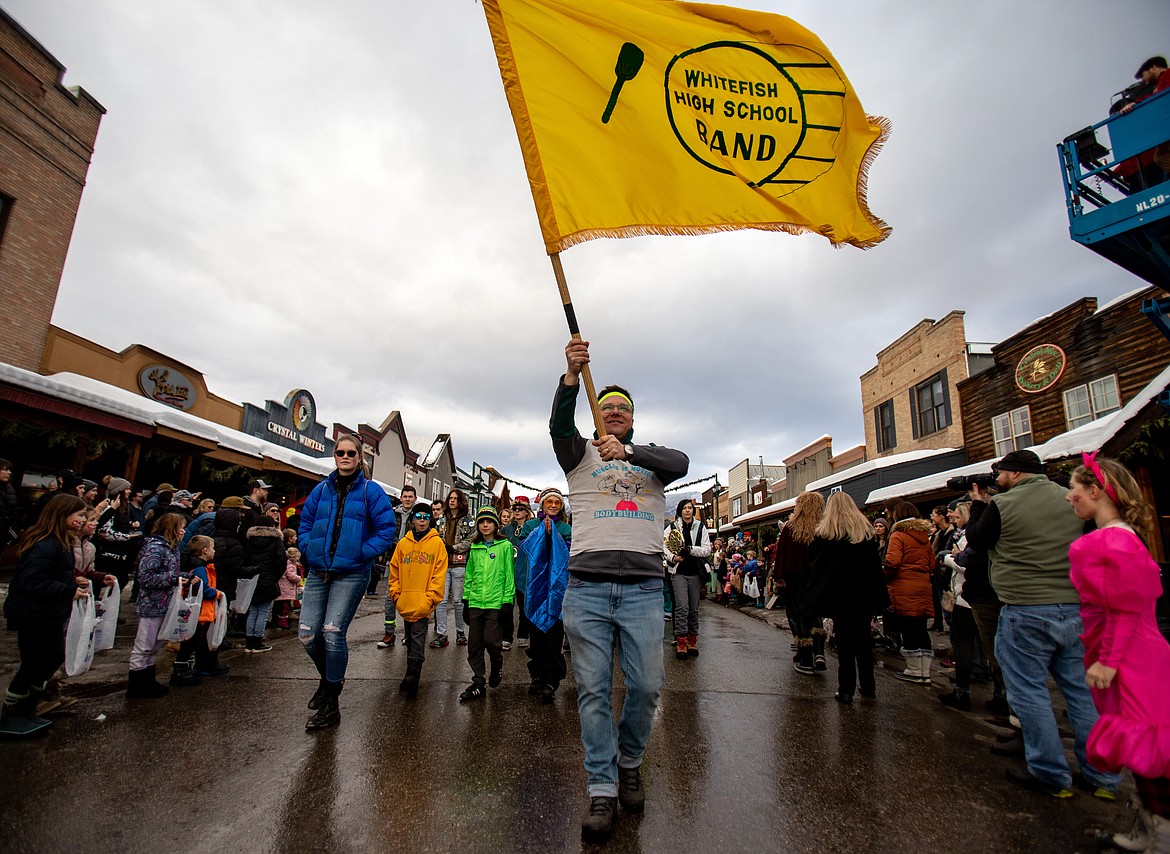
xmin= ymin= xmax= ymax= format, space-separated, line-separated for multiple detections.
xmin=1082 ymin=452 xmax=1119 ymax=503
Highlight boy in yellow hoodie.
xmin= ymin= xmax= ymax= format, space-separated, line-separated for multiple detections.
xmin=388 ymin=503 xmax=448 ymax=697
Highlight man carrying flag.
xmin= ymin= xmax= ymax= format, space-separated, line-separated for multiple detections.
xmin=551 ymin=338 xmax=689 ymax=840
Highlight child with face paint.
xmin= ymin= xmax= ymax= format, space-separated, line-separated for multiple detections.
xmin=1 ymin=494 xmax=90 ymax=736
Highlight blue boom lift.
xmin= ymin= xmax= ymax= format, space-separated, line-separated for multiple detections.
xmin=1059 ymin=84 xmax=1170 ymax=352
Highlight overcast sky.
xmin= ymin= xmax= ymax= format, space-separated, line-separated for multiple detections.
xmin=6 ymin=0 xmax=1166 ymax=497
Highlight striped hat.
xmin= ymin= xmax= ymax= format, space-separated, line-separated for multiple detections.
xmin=475 ymin=506 xmax=500 ymax=528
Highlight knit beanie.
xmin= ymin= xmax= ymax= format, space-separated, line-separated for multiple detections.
xmin=107 ymin=477 xmax=132 ymax=496
xmin=476 ymin=506 xmax=500 ymax=528
xmin=536 ymin=487 xmax=565 ymax=509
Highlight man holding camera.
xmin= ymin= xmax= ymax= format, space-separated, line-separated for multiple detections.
xmin=965 ymin=449 xmax=1120 ymax=800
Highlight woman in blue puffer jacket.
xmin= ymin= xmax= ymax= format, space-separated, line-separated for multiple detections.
xmin=297 ymin=433 xmax=397 ymax=731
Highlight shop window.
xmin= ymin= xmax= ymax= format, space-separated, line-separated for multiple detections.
xmin=875 ymin=399 xmax=896 ymax=451
xmin=992 ymin=405 xmax=1033 ymax=457
xmin=909 ymin=370 xmax=951 ymax=438
xmin=431 ymin=479 xmax=443 ymax=500
xmin=732 ymin=497 xmax=742 ymax=517
xmin=1063 ymin=374 xmax=1121 ymax=430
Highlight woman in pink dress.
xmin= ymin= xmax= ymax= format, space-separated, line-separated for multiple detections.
xmin=1067 ymin=453 xmax=1170 ymax=851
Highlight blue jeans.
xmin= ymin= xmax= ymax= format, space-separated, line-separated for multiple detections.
xmin=996 ymin=603 xmax=1120 ymax=790
xmin=434 ymin=567 xmax=466 ymax=636
xmin=298 ymin=569 xmax=370 ymax=683
xmin=246 ymin=601 xmax=272 ymax=637
xmin=562 ymin=576 xmax=666 ymax=798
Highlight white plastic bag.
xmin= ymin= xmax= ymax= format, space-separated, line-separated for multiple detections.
xmin=159 ymin=576 xmax=202 ymax=643
xmin=743 ymin=576 xmax=759 ymax=598
xmin=231 ymin=574 xmax=258 ymax=614
xmin=92 ymin=580 xmax=121 ymax=651
xmin=206 ymin=592 xmax=228 ymax=650
xmin=65 ymin=581 xmax=97 ymax=676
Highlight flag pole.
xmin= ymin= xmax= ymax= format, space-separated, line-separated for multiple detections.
xmin=550 ymin=252 xmax=608 ymax=437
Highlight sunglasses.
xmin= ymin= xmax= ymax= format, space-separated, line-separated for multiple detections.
xmin=334 ymin=449 xmax=359 ymax=458
xmin=410 ymin=510 xmax=432 ymax=520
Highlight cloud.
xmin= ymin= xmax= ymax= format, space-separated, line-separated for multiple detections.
xmin=6 ymin=0 xmax=1162 ymax=495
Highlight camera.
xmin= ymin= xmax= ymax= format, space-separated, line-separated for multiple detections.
xmin=946 ymin=472 xmax=997 ymax=492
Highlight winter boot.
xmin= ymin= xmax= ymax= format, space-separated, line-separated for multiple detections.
xmin=0 ymin=688 xmax=53 ymax=737
xmin=918 ymin=650 xmax=935 ymax=684
xmin=895 ymin=650 xmax=925 ymax=684
xmin=399 ymin=661 xmax=422 ymax=697
xmin=618 ymin=765 xmax=646 ymax=813
xmin=126 ymin=666 xmax=170 ymax=698
xmin=794 ymin=642 xmax=815 ymax=675
xmin=675 ymin=636 xmax=688 ymax=660
xmin=306 ymin=681 xmax=341 ymax=730
xmin=169 ymin=660 xmax=202 ymax=687
xmin=581 ymin=796 xmax=617 ymax=841
xmin=686 ymin=633 xmax=699 ymax=657
xmin=939 ymin=688 xmax=971 ymax=710
xmin=812 ymin=631 xmax=827 ymax=671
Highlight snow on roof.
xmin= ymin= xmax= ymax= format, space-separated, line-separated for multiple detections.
xmin=967 ymin=342 xmax=995 ymax=355
xmin=1095 ymin=285 xmax=1152 ymax=316
xmin=804 ymin=447 xmax=961 ymax=493
xmin=0 ymin=362 xmax=401 ymax=494
xmin=732 ymin=495 xmax=798 ymax=526
xmin=865 ymin=362 xmax=1170 ymax=505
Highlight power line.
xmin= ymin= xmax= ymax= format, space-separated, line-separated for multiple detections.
xmin=666 ymin=473 xmax=718 ymax=493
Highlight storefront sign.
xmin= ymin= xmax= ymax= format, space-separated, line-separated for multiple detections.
xmin=242 ymin=389 xmax=332 ymax=457
xmin=1015 ymin=344 xmax=1067 ymax=394
xmin=138 ymin=365 xmax=197 ymax=410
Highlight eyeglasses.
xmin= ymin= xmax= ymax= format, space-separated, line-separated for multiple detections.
xmin=334 ymin=449 xmax=359 ymax=458
xmin=410 ymin=511 xmax=432 ymax=520
xmin=599 ymin=403 xmax=632 ymax=414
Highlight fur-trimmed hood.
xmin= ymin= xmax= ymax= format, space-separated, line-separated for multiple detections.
xmin=246 ymin=526 xmax=285 ymax=540
xmin=892 ymin=518 xmax=934 ymax=536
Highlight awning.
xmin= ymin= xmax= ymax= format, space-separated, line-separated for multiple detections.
xmin=0 ymin=362 xmax=399 ymax=497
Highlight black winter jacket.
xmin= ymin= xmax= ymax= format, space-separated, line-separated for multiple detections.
xmin=4 ymin=538 xmax=77 ymax=628
xmin=244 ymin=526 xmax=286 ymax=605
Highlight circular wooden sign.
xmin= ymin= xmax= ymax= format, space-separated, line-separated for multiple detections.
xmin=1015 ymin=344 xmax=1067 ymax=394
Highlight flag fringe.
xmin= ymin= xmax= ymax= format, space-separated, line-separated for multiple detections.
xmin=846 ymin=114 xmax=893 ymax=250
xmin=549 ymin=221 xmax=840 ymax=254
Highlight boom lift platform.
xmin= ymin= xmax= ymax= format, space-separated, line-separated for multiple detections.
xmin=1058 ymin=87 xmax=1170 ymax=292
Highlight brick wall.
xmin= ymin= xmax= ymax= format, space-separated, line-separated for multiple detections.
xmin=0 ymin=11 xmax=104 ymax=371
xmin=860 ymin=311 xmax=970 ymax=458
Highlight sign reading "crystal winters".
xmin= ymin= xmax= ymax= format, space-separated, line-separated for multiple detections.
xmin=242 ymin=389 xmax=333 ymax=457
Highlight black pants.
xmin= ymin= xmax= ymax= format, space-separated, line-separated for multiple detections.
xmin=402 ymin=619 xmax=428 ymax=664
xmin=10 ymin=623 xmax=66 ymax=694
xmin=366 ymin=566 xmax=383 ymax=596
xmin=176 ymin=622 xmax=221 ymax=672
xmin=896 ymin=615 xmax=930 ymax=651
xmin=526 ymin=619 xmax=566 ymax=688
xmin=500 ymin=602 xmax=515 ymax=643
xmin=833 ymin=613 xmax=875 ymax=697
xmin=465 ymin=607 xmax=503 ymax=687
xmin=951 ymin=605 xmax=981 ymax=692
xmin=514 ymin=592 xmax=533 ymax=641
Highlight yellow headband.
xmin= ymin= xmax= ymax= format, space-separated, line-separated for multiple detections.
xmin=599 ymin=391 xmax=633 ymax=409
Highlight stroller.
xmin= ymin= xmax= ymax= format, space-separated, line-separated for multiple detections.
xmin=871 ymin=609 xmax=901 ymax=653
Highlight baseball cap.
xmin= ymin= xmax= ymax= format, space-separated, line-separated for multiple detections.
xmin=174 ymin=490 xmax=197 ymax=501
xmin=248 ymin=479 xmax=273 ymax=491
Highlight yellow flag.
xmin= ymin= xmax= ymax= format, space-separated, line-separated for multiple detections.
xmin=483 ymin=0 xmax=890 ymax=253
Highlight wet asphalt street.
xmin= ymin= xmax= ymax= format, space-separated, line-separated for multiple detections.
xmin=0 ymin=600 xmax=1123 ymax=853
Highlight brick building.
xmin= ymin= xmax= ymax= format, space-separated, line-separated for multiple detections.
xmin=860 ymin=311 xmax=993 ymax=459
xmin=0 ymin=10 xmax=104 ymax=370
